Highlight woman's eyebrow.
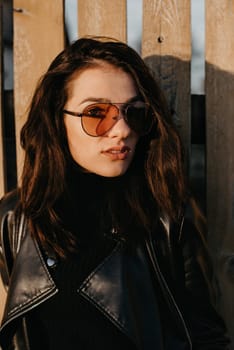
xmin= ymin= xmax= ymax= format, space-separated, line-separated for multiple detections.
xmin=80 ymin=97 xmax=111 ymax=104
xmin=80 ymin=95 xmax=141 ymax=104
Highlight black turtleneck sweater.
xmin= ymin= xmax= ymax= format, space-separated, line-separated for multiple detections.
xmin=27 ymin=166 xmax=137 ymax=350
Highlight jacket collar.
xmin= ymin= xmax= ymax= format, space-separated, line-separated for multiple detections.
xmin=1 ymin=231 xmax=163 ymax=349
xmin=1 ymin=232 xmax=57 ymax=329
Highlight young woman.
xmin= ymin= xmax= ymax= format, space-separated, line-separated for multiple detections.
xmin=0 ymin=37 xmax=230 ymax=349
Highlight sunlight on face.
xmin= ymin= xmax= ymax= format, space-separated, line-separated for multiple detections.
xmin=64 ymin=63 xmax=140 ymax=177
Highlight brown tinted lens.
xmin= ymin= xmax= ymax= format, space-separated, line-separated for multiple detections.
xmin=96 ymin=104 xmax=118 ymax=135
xmin=82 ymin=104 xmax=118 ymax=136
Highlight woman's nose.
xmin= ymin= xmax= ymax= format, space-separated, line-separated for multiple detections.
xmin=107 ymin=113 xmax=131 ymax=138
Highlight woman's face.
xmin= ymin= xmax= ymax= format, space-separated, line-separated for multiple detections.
xmin=64 ymin=63 xmax=140 ymax=177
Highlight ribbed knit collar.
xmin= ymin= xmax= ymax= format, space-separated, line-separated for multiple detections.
xmin=55 ymin=161 xmax=125 ymax=245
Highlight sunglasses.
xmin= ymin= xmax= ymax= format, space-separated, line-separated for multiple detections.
xmin=63 ymin=101 xmax=152 ymax=137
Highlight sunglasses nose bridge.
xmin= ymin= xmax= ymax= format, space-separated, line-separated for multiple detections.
xmin=112 ymin=104 xmax=128 ymax=122
xmin=108 ymin=104 xmax=130 ymax=129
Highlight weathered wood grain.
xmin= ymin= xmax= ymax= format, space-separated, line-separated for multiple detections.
xmin=78 ymin=0 xmax=127 ymax=42
xmin=0 ymin=3 xmax=5 ymax=197
xmin=13 ymin=0 xmax=64 ymax=183
xmin=0 ymin=278 xmax=6 ymax=323
xmin=142 ymin=0 xmax=191 ymax=159
xmin=206 ymin=1 xmax=234 ymax=346
xmin=0 ymin=2 xmax=7 ymax=322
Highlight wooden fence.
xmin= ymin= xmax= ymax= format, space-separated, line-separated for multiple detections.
xmin=0 ymin=0 xmax=234 ymax=347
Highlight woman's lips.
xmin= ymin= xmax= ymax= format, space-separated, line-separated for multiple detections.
xmin=102 ymin=146 xmax=131 ymax=160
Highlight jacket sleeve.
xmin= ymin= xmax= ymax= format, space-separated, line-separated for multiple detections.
xmin=178 ymin=209 xmax=231 ymax=350
xmin=0 ymin=190 xmax=19 ymax=291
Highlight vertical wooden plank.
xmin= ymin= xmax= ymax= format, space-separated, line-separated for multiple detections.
xmin=13 ymin=0 xmax=65 ymax=183
xmin=142 ymin=0 xmax=191 ymax=158
xmin=78 ymin=0 xmax=127 ymax=42
xmin=0 ymin=278 xmax=6 ymax=322
xmin=0 ymin=0 xmax=7 ymax=322
xmin=0 ymin=1 xmax=5 ymax=197
xmin=206 ymin=1 xmax=234 ymax=346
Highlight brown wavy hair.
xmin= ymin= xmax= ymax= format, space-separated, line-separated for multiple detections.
xmin=20 ymin=36 xmax=190 ymax=257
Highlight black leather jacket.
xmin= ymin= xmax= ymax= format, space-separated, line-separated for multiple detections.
xmin=0 ymin=191 xmax=230 ymax=349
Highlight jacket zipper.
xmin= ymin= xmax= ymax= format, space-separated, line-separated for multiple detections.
xmin=145 ymin=233 xmax=193 ymax=349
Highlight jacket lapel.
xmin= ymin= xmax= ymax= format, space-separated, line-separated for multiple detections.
xmin=79 ymin=241 xmax=164 ymax=349
xmin=1 ymin=232 xmax=57 ymax=329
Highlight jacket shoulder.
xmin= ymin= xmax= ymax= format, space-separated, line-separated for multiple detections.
xmin=0 ymin=189 xmax=20 ymax=289
xmin=0 ymin=189 xmax=20 ymax=221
